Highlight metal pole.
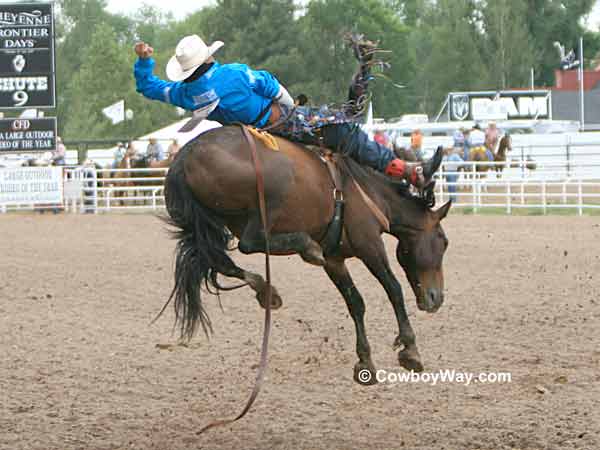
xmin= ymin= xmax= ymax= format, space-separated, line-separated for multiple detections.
xmin=579 ymin=37 xmax=585 ymax=131
xmin=530 ymin=67 xmax=534 ymax=90
xmin=434 ymin=95 xmax=449 ymax=123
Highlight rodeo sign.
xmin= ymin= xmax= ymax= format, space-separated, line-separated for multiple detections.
xmin=0 ymin=3 xmax=55 ymax=109
xmin=0 ymin=117 xmax=57 ymax=152
xmin=448 ymin=90 xmax=552 ymax=121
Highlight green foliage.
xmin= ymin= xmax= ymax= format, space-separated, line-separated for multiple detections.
xmin=48 ymin=0 xmax=600 ymax=141
xmin=523 ymin=0 xmax=595 ymax=86
xmin=482 ymin=0 xmax=536 ymax=89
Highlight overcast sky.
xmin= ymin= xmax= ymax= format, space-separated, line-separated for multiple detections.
xmin=105 ymin=0 xmax=213 ymax=20
xmin=106 ymin=0 xmax=600 ymax=30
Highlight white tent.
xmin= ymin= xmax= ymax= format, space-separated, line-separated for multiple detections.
xmin=136 ymin=118 xmax=222 ymax=147
xmin=87 ymin=118 xmax=222 ymax=166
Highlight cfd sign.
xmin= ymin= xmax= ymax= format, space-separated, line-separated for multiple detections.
xmin=10 ymin=119 xmax=31 ymax=131
xmin=0 ymin=117 xmax=56 ymax=152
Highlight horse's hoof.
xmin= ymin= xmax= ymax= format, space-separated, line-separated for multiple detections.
xmin=353 ymin=362 xmax=378 ymax=386
xmin=398 ymin=349 xmax=424 ymax=373
xmin=255 ymin=285 xmax=283 ymax=310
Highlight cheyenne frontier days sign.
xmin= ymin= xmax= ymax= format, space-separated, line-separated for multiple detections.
xmin=0 ymin=3 xmax=55 ymax=109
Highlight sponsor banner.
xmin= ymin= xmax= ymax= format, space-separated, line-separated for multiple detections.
xmin=0 ymin=3 xmax=55 ymax=108
xmin=449 ymin=91 xmax=551 ymax=121
xmin=0 ymin=117 xmax=56 ymax=152
xmin=0 ymin=166 xmax=62 ymax=205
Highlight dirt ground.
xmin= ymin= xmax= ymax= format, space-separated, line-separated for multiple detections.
xmin=1 ymin=213 xmax=599 ymax=450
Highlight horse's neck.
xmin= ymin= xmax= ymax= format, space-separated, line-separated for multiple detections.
xmin=357 ymin=171 xmax=424 ymax=230
xmin=496 ymin=139 xmax=508 ymax=158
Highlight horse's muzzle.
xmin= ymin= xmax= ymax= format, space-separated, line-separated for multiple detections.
xmin=417 ymin=287 xmax=444 ymax=313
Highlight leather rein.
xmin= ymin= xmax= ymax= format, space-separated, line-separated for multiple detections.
xmin=197 ymin=125 xmax=272 ymax=434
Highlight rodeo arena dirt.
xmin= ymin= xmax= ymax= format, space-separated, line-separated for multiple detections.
xmin=1 ymin=213 xmax=600 ymax=450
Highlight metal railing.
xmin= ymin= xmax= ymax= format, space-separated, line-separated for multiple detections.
xmin=435 ymin=161 xmax=600 ymax=215
xmin=63 ymin=167 xmax=168 ymax=213
xmin=2 ymin=162 xmax=599 ymax=215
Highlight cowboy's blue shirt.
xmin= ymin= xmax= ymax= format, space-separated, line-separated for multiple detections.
xmin=134 ymin=57 xmax=280 ymax=127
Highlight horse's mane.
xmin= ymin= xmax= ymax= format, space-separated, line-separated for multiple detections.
xmin=338 ymin=154 xmax=431 ymax=209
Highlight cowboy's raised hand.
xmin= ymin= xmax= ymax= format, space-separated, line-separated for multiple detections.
xmin=134 ymin=42 xmax=154 ymax=59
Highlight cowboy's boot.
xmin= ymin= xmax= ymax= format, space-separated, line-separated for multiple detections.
xmin=345 ymin=33 xmax=390 ymax=116
xmin=385 ymin=147 xmax=444 ymax=188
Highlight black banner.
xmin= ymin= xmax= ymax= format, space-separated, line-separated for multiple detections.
xmin=0 ymin=118 xmax=56 ymax=152
xmin=0 ymin=3 xmax=55 ymax=108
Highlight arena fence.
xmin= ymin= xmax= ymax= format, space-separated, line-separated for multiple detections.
xmin=1 ymin=162 xmax=599 ymax=215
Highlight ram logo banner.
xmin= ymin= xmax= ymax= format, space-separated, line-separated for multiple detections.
xmin=449 ymin=91 xmax=551 ymax=121
xmin=451 ymin=94 xmax=470 ymax=121
xmin=0 ymin=3 xmax=55 ymax=108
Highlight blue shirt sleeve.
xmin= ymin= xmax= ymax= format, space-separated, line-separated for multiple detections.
xmin=134 ymin=57 xmax=187 ymax=108
xmin=246 ymin=68 xmax=280 ymax=99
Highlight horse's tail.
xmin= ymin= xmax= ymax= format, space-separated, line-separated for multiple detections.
xmin=160 ymin=149 xmax=232 ymax=340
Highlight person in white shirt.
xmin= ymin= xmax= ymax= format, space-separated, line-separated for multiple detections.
xmin=468 ymin=124 xmax=486 ymax=148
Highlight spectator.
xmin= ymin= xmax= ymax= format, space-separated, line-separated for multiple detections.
xmin=453 ymin=128 xmax=465 ymax=152
xmin=485 ymin=121 xmax=499 ymax=161
xmin=373 ymin=129 xmax=390 ymax=148
xmin=113 ymin=142 xmax=126 ymax=168
xmin=167 ymin=139 xmax=180 ymax=159
xmin=410 ymin=128 xmax=424 ymax=161
xmin=146 ymin=138 xmax=165 ymax=162
xmin=443 ymin=147 xmax=463 ymax=203
xmin=51 ymin=136 xmax=66 ymax=166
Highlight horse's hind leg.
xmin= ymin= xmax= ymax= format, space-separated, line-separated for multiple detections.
xmin=238 ymin=211 xmax=325 ymax=266
xmin=324 ymin=257 xmax=377 ymax=385
xmin=216 ymin=253 xmax=283 ymax=310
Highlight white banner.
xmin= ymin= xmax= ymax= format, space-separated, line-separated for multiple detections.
xmin=102 ymin=99 xmax=125 ymax=125
xmin=0 ymin=166 xmax=63 ymax=205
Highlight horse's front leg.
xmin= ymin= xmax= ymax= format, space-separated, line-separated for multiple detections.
xmin=324 ymin=257 xmax=377 ymax=385
xmin=357 ymin=238 xmax=424 ymax=372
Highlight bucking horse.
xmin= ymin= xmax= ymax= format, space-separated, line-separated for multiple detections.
xmin=161 ymin=125 xmax=451 ymax=387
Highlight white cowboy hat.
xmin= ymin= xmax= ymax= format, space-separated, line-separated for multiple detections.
xmin=166 ymin=35 xmax=224 ymax=82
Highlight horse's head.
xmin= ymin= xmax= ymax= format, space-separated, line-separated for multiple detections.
xmin=499 ymin=134 xmax=512 ymax=153
xmin=392 ymin=199 xmax=451 ymax=313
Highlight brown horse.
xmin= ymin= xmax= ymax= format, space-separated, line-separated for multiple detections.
xmin=162 ymin=125 xmax=450 ymax=384
xmin=460 ymin=133 xmax=512 ymax=177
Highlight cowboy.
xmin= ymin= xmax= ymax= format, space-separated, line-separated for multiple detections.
xmin=133 ymin=35 xmax=442 ymax=187
xmin=468 ymin=123 xmax=488 ymax=160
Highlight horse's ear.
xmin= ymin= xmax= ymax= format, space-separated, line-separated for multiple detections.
xmin=436 ymin=200 xmax=452 ymax=221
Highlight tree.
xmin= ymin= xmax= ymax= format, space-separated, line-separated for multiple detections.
xmin=524 ymin=0 xmax=595 ymax=86
xmin=296 ymin=0 xmax=412 ymax=118
xmin=55 ymin=0 xmax=134 ymax=136
xmin=482 ymin=0 xmax=536 ymax=89
xmin=412 ymin=0 xmax=489 ymax=116
xmin=62 ymin=23 xmax=179 ymax=141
